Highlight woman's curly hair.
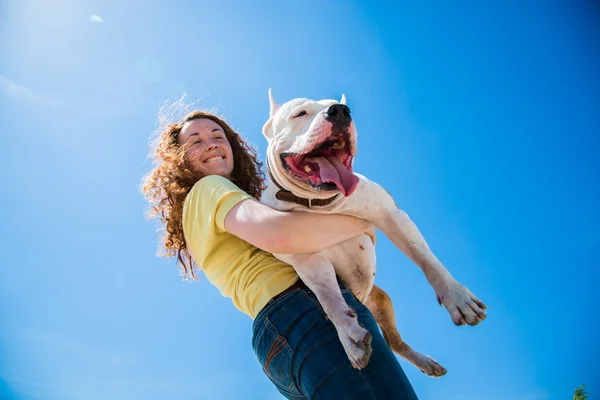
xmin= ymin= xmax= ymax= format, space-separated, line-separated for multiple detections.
xmin=141 ymin=106 xmax=266 ymax=280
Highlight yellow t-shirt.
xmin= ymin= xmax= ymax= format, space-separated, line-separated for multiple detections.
xmin=182 ymin=175 xmax=299 ymax=319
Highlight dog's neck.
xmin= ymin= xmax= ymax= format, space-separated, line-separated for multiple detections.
xmin=266 ymin=163 xmax=338 ymax=209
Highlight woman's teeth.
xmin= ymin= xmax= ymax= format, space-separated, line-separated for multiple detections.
xmin=204 ymin=156 xmax=224 ymax=163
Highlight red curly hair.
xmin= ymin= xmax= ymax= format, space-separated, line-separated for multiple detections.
xmin=142 ymin=108 xmax=266 ymax=280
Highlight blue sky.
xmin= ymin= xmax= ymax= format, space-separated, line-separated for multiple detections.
xmin=1 ymin=0 xmax=598 ymax=399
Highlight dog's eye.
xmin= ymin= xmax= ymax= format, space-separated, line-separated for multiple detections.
xmin=293 ymin=110 xmax=308 ymax=118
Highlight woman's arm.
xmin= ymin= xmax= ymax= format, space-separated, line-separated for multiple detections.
xmin=224 ymin=198 xmax=372 ymax=254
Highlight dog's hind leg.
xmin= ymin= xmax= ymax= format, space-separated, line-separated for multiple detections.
xmin=366 ymin=284 xmax=447 ymax=377
xmin=285 ymin=252 xmax=373 ymax=369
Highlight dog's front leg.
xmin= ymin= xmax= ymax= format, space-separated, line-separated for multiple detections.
xmin=374 ymin=208 xmax=488 ymax=326
xmin=276 ymin=252 xmax=373 ymax=369
xmin=348 ymin=180 xmax=488 ymax=326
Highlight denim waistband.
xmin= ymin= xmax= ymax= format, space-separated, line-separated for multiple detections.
xmin=252 ymin=275 xmax=350 ymax=331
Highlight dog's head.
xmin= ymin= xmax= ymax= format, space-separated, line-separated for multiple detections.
xmin=263 ymin=89 xmax=359 ymax=199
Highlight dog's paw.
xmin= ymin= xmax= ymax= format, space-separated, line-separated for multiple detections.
xmin=402 ymin=348 xmax=447 ymax=377
xmin=416 ymin=354 xmax=447 ymax=378
xmin=335 ymin=309 xmax=373 ymax=369
xmin=435 ymin=280 xmax=487 ymax=326
xmin=337 ymin=328 xmax=372 ymax=370
xmin=393 ymin=342 xmax=447 ymax=378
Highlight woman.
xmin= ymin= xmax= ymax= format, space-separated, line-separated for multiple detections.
xmin=142 ymin=108 xmax=418 ymax=399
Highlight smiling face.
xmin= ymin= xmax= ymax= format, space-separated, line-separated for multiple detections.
xmin=177 ymin=118 xmax=235 ymax=179
xmin=263 ymin=96 xmax=359 ymax=198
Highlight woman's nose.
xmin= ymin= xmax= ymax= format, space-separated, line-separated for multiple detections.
xmin=206 ymin=142 xmax=217 ymax=151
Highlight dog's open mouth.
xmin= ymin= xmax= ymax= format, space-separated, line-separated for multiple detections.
xmin=281 ymin=134 xmax=359 ymax=196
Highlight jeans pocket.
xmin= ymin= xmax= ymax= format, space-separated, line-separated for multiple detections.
xmin=254 ymin=317 xmax=296 ymax=392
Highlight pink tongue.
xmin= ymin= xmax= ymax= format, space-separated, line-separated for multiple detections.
xmin=306 ymin=156 xmax=359 ymax=196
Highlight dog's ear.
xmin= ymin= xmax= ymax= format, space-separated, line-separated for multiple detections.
xmin=263 ymin=88 xmax=280 ymax=140
xmin=262 ymin=118 xmax=274 ymax=140
xmin=269 ymin=88 xmax=280 ymax=118
xmin=340 ymin=94 xmax=347 ymax=105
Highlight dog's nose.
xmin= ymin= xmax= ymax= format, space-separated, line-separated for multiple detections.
xmin=325 ymin=104 xmax=352 ymax=125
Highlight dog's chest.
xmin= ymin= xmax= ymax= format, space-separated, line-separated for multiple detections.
xmin=262 ymin=180 xmax=379 ymax=301
xmin=321 ymin=234 xmax=376 ymax=303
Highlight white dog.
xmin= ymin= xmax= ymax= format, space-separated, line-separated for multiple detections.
xmin=261 ymin=90 xmax=487 ymax=376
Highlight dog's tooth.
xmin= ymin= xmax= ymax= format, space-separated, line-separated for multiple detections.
xmin=304 ymin=165 xmax=312 ymax=173
xmin=332 ymin=141 xmax=346 ymax=149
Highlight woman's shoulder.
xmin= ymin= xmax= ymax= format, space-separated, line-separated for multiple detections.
xmin=196 ymin=174 xmax=233 ymax=187
xmin=183 ymin=174 xmax=253 ymax=235
xmin=186 ymin=175 xmax=250 ymax=211
xmin=190 ymin=175 xmax=241 ymax=195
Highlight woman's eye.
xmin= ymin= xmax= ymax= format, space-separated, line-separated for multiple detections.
xmin=293 ymin=110 xmax=308 ymax=118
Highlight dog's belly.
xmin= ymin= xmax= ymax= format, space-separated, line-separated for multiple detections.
xmin=321 ymin=234 xmax=376 ymax=303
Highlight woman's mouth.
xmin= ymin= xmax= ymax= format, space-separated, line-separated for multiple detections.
xmin=204 ymin=156 xmax=225 ymax=164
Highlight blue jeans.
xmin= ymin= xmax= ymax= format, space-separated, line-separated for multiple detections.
xmin=252 ymin=278 xmax=418 ymax=399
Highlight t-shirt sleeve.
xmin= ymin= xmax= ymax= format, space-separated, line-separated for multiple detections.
xmin=183 ymin=175 xmax=252 ymax=240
